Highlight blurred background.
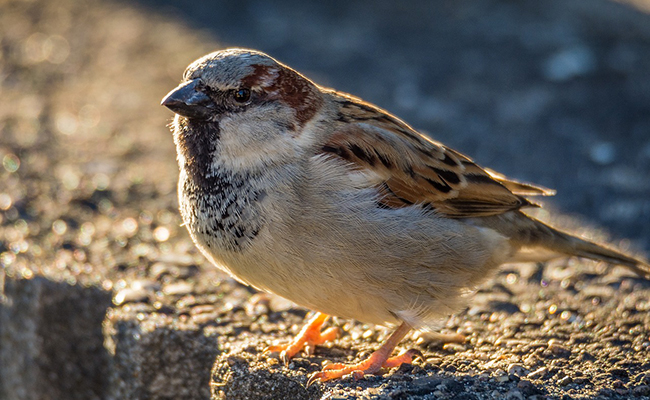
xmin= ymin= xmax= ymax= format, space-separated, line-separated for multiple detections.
xmin=1 ymin=0 xmax=650 ymax=279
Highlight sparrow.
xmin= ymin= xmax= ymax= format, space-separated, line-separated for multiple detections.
xmin=161 ymin=48 xmax=649 ymax=383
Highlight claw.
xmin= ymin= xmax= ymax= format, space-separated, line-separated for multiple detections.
xmin=263 ymin=344 xmax=284 ymax=355
xmin=322 ymin=362 xmax=345 ymax=371
xmin=307 ymin=372 xmax=323 ymax=387
xmin=280 ymin=350 xmax=290 ymax=365
xmin=351 ymin=370 xmax=366 ymax=381
xmin=265 ymin=313 xmax=337 ymax=363
xmin=307 ymin=322 xmax=417 ymax=384
xmin=411 ymin=348 xmax=424 ymax=362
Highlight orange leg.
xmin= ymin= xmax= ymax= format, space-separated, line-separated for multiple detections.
xmin=308 ymin=322 xmax=421 ymax=384
xmin=266 ymin=312 xmax=339 ymax=364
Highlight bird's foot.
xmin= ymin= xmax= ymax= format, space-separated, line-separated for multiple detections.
xmin=307 ymin=322 xmax=419 ymax=384
xmin=308 ymin=348 xmax=422 ymax=384
xmin=265 ymin=312 xmax=338 ymax=364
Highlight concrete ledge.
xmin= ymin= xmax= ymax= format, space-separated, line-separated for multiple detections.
xmin=105 ymin=313 xmax=219 ymax=399
xmin=0 ymin=276 xmax=111 ymax=400
xmin=211 ymin=343 xmax=322 ymax=400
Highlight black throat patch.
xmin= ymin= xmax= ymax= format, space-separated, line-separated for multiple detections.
xmin=174 ymin=119 xmax=263 ymax=252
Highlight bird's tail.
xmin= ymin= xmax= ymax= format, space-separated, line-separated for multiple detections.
xmin=560 ymin=232 xmax=648 ymax=276
xmin=503 ymin=213 xmax=649 ymax=277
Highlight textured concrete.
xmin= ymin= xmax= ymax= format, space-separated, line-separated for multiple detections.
xmin=0 ymin=276 xmax=111 ymax=400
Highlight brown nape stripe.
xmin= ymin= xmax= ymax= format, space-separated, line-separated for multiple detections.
xmin=465 ymin=173 xmax=505 ymax=186
xmin=428 ymin=165 xmax=461 ymax=184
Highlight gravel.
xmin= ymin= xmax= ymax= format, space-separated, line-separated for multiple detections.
xmin=1 ymin=0 xmax=649 ymax=399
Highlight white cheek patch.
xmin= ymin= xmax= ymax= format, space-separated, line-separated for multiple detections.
xmin=216 ymin=115 xmax=298 ymax=172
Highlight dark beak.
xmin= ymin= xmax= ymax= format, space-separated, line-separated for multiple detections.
xmin=161 ymin=79 xmax=216 ymax=120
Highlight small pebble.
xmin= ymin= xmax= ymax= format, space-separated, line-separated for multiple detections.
xmin=636 ymin=372 xmax=650 ymax=385
xmin=191 ymin=312 xmax=219 ymax=324
xmin=226 ymin=356 xmax=246 ymax=367
xmin=517 ymin=380 xmax=541 ymax=396
xmin=528 ymin=367 xmax=548 ymax=379
xmin=113 ymin=288 xmax=149 ymax=305
xmin=548 ymin=340 xmax=571 ymax=357
xmin=130 ymin=278 xmax=159 ymax=291
xmin=151 ymin=262 xmax=199 ymax=280
xmin=155 ymin=252 xmax=195 ymax=266
xmin=478 ymin=373 xmax=491 ymax=381
xmin=190 ymin=304 xmax=217 ymax=315
xmin=573 ymin=377 xmax=589 ymax=385
xmin=442 ymin=343 xmax=466 ymax=353
xmin=505 ymin=390 xmax=524 ymax=400
xmin=361 ymin=329 xmax=375 ymax=339
xmin=245 ymin=293 xmax=271 ymax=316
xmin=150 ymin=262 xmax=175 ymax=279
xmin=577 ymin=351 xmax=596 ymax=362
xmin=610 ymin=367 xmax=629 ymax=379
xmin=162 ymin=281 xmax=194 ymax=296
xmin=508 ymin=363 xmax=530 ymax=378
xmin=633 ymin=385 xmax=650 ymax=396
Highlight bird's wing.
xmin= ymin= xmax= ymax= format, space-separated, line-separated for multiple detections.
xmin=319 ymin=93 xmax=554 ymax=218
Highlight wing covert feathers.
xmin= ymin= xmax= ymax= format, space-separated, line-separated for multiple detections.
xmin=321 ymin=95 xmax=550 ymax=218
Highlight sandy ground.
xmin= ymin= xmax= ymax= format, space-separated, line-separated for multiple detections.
xmin=1 ymin=0 xmax=649 ymax=399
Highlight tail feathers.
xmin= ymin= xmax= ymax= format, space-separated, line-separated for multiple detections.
xmin=508 ymin=214 xmax=649 ymax=278
xmin=563 ymin=234 xmax=649 ymax=277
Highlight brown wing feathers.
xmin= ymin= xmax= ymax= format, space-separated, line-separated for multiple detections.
xmin=321 ymin=96 xmax=548 ymax=218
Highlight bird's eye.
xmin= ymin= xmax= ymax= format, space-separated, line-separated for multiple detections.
xmin=233 ymin=88 xmax=251 ymax=104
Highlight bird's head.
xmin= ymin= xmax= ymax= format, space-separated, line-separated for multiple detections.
xmin=162 ymin=49 xmax=323 ymax=130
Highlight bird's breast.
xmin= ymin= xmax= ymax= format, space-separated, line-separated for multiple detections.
xmin=178 ymin=165 xmax=265 ymax=254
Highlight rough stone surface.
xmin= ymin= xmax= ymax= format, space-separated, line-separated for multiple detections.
xmin=1 ymin=0 xmax=650 ymax=399
xmin=0 ymin=276 xmax=112 ymax=400
xmin=211 ymin=345 xmax=323 ymax=400
xmin=104 ymin=314 xmax=220 ymax=400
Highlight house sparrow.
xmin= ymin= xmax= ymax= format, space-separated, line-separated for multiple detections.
xmin=161 ymin=48 xmax=649 ymax=383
